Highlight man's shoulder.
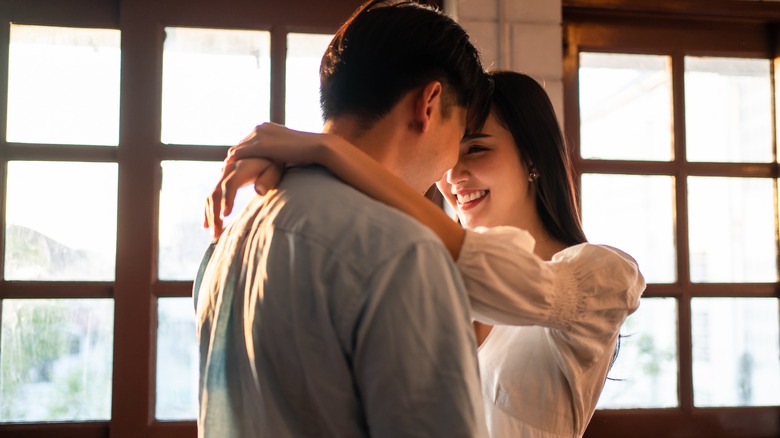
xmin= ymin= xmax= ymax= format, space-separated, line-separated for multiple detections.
xmin=205 ymin=168 xmax=455 ymax=301
xmin=280 ymin=168 xmax=437 ymax=240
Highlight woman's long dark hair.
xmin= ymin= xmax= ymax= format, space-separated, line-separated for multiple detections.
xmin=489 ymin=72 xmax=629 ymax=372
xmin=489 ymin=71 xmax=587 ymax=246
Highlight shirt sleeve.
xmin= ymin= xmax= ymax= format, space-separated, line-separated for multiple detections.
xmin=192 ymin=242 xmax=217 ymax=311
xmin=353 ymin=240 xmax=487 ymax=438
xmin=458 ymin=226 xmax=645 ymax=340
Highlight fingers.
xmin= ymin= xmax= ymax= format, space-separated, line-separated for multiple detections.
xmin=203 ymin=197 xmax=211 ymax=229
xmin=205 ymin=131 xmax=283 ymax=240
xmin=208 ymin=188 xmax=225 ymax=240
xmin=204 ymin=186 xmax=224 ymax=240
xmin=221 ymin=158 xmax=274 ymax=217
xmin=204 ymin=160 xmax=238 ymax=239
xmin=253 ymin=161 xmax=283 ymax=196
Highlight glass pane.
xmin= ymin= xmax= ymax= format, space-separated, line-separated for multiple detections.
xmin=5 ymin=162 xmax=117 ymax=281
xmin=579 ymin=53 xmax=673 ymax=161
xmin=597 ymin=298 xmax=679 ymax=409
xmin=692 ymin=298 xmax=780 ymax=407
xmin=156 ymin=298 xmax=198 ymax=420
xmin=688 ymin=177 xmax=776 ymax=283
xmin=158 ymin=161 xmax=255 ymax=280
xmin=581 ymin=174 xmax=676 ymax=283
xmin=285 ymin=33 xmax=332 ymax=132
xmin=685 ymin=57 xmax=772 ymax=163
xmin=7 ymin=25 xmax=120 ymax=146
xmin=162 ymin=28 xmax=271 ymax=146
xmin=0 ymin=299 xmax=114 ymax=422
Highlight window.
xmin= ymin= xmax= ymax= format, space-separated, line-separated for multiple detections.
xmin=564 ymin=2 xmax=780 ymax=437
xmin=0 ymin=0 xmax=382 ymax=436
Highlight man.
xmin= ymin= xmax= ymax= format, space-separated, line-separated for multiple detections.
xmin=194 ymin=1 xmax=491 ymax=436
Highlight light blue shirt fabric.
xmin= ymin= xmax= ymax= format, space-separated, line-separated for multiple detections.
xmin=194 ymin=167 xmax=486 ymax=438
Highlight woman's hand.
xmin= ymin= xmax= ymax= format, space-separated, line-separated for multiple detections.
xmin=227 ymin=122 xmax=330 ymax=165
xmin=203 ymin=123 xmax=332 ymax=239
xmin=204 ymin=122 xmax=465 ymax=259
xmin=204 ymin=157 xmax=282 ymax=240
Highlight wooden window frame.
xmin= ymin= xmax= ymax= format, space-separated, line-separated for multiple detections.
xmin=563 ymin=1 xmax=780 ymax=437
xmin=0 ymin=0 xmax=455 ymax=437
xmin=5 ymin=0 xmax=775 ymax=437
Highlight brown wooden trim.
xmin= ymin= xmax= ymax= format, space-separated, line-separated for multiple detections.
xmin=156 ymin=0 xmax=366 ymax=30
xmin=574 ymin=160 xmax=674 ymax=176
xmin=565 ymin=19 xmax=772 ymax=58
xmin=0 ymin=0 xmax=118 ymax=28
xmin=772 ymin=32 xmax=780 ymax=285
xmin=684 ymin=162 xmax=780 ymax=178
xmin=575 ymin=160 xmax=779 ymax=178
xmin=641 ymin=283 xmax=682 ymax=297
xmin=0 ymin=281 xmax=113 ymax=299
xmin=776 ymin=178 xmax=780 ymax=290
xmin=671 ymin=48 xmax=695 ymax=414
xmin=0 ymin=20 xmax=9 ymax=283
xmin=772 ymin=27 xmax=778 ymax=165
xmin=563 ymin=23 xmax=581 ymax=161
xmin=586 ymin=407 xmax=780 ymax=438
xmin=688 ymin=283 xmax=780 ymax=298
xmin=152 ymin=0 xmax=447 ymax=31
xmin=564 ymin=10 xmax=780 ymax=438
xmin=111 ymin=1 xmax=163 ymax=436
xmin=148 ymin=421 xmax=196 ymax=438
xmin=3 ymin=144 xmax=118 ymax=162
xmin=158 ymin=145 xmax=229 ymax=162
xmin=0 ymin=422 xmax=108 ymax=438
xmin=271 ymin=25 xmax=287 ymax=125
xmin=641 ymin=282 xmax=779 ymax=298
xmin=0 ymin=19 xmax=8 ymax=143
xmin=678 ymin=295 xmax=695 ymax=412
xmin=671 ymin=50 xmax=689 ymax=289
xmin=564 ymin=0 xmax=780 ymax=23
xmin=0 ymin=1 xmax=438 ymax=437
xmin=153 ymin=281 xmax=194 ymax=298
xmin=282 ymin=24 xmax=342 ymax=36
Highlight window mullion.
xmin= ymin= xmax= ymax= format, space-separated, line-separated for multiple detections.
xmin=270 ymin=25 xmax=287 ymax=125
xmin=671 ymin=50 xmax=695 ymax=413
xmin=771 ymin=38 xmax=780 ymax=285
xmin=0 ymin=24 xmax=8 ymax=426
xmin=112 ymin=1 xmax=161 ymax=435
xmin=0 ymin=19 xmax=9 ymax=284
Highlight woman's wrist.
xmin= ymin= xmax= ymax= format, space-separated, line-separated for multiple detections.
xmin=319 ymin=133 xmax=347 ymax=168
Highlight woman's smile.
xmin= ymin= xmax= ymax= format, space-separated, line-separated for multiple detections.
xmin=455 ymin=189 xmax=489 ymax=211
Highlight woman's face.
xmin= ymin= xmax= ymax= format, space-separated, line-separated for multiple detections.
xmin=436 ymin=112 xmax=535 ymax=229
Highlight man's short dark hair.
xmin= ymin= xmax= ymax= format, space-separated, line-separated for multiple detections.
xmin=320 ymin=0 xmax=491 ymax=132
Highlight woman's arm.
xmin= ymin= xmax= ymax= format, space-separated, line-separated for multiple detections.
xmin=208 ymin=123 xmax=465 ymax=259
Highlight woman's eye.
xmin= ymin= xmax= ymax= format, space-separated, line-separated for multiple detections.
xmin=467 ymin=145 xmax=488 ymax=154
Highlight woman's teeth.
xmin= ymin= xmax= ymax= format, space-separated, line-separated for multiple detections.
xmin=457 ymin=190 xmax=487 ymax=203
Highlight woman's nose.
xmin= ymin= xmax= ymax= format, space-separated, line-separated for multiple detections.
xmin=446 ymin=160 xmax=469 ymax=185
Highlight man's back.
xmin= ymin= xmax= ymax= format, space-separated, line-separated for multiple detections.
xmin=195 ymin=167 xmax=485 ymax=437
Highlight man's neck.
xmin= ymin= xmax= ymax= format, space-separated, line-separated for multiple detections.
xmin=323 ymin=116 xmax=401 ymax=177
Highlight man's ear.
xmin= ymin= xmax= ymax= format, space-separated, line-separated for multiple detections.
xmin=413 ymin=81 xmax=443 ymax=133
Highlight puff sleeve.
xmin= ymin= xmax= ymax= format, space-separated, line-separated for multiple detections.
xmin=457 ymin=226 xmax=645 ymax=340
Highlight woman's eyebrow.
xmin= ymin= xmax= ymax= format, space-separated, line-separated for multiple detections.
xmin=461 ymin=133 xmax=491 ymax=143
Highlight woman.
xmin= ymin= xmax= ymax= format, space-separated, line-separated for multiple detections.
xmin=206 ymin=71 xmax=645 ymax=437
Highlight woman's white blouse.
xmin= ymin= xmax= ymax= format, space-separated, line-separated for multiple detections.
xmin=457 ymin=226 xmax=646 ymax=438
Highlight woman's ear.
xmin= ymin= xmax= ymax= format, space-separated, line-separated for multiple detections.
xmin=413 ymin=81 xmax=443 ymax=133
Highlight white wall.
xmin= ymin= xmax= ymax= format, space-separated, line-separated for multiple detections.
xmin=445 ymin=0 xmax=564 ymax=123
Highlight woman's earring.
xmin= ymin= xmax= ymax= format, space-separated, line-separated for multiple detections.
xmin=528 ymin=165 xmax=539 ymax=182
